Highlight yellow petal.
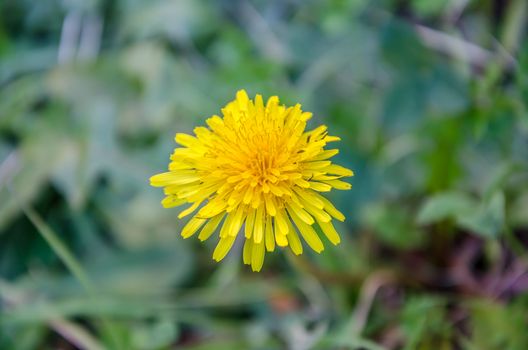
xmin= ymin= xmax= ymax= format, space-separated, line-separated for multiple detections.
xmin=269 ymin=184 xmax=284 ymax=197
xmin=318 ymin=220 xmax=341 ymax=245
xmin=309 ymin=182 xmax=332 ymax=192
xmin=324 ymin=180 xmax=352 ymax=190
xmin=245 ymin=208 xmax=256 ymax=238
xmin=317 ymin=195 xmax=345 ymax=222
xmin=254 ymin=94 xmax=264 ymax=110
xmin=307 ymin=125 xmax=327 ymax=138
xmin=236 ymin=89 xmax=250 ymax=109
xmin=168 ymin=161 xmax=193 ymax=171
xmin=274 ymin=217 xmax=288 ymax=247
xmin=311 ymin=149 xmax=339 ymax=161
xmin=324 ymin=164 xmax=354 ymax=177
xmin=294 ymin=178 xmax=310 ymax=188
xmin=243 ymin=239 xmax=253 ymax=265
xmin=186 ymin=183 xmax=222 ymax=202
xmin=286 ymin=201 xmax=314 ymax=225
xmin=213 ymin=235 xmax=237 ymax=262
xmin=251 ymin=191 xmax=261 ymax=209
xmin=274 ymin=207 xmax=289 ymax=235
xmin=264 ymin=195 xmax=277 ymax=216
xmin=198 ymin=199 xmax=227 ymax=218
xmin=251 ymin=241 xmax=265 ymax=272
xmin=293 ymin=188 xmax=324 ymax=209
xmin=265 ymin=215 xmax=275 ymax=252
xmin=253 ymin=205 xmax=264 ymax=243
xmin=161 ymin=196 xmax=186 ymax=208
xmin=243 ymin=186 xmax=254 ymax=204
xmin=227 ymin=205 xmax=246 ymax=236
xmin=175 ymin=133 xmax=199 ymax=147
xmin=287 ymin=207 xmax=324 ymax=253
xmin=298 ymin=196 xmax=332 ymax=223
xmin=181 ymin=217 xmax=207 ymax=239
xmin=311 ymin=174 xmax=341 ymax=181
xmin=198 ymin=213 xmax=225 ymax=241
xmin=150 ymin=172 xmax=200 ymax=187
xmin=324 ymin=135 xmax=341 ymax=142
xmin=219 ymin=210 xmax=236 ymax=238
xmin=178 ymin=201 xmax=202 ymax=219
xmin=304 ymin=161 xmax=331 ymax=169
xmin=286 ymin=219 xmax=303 ymax=255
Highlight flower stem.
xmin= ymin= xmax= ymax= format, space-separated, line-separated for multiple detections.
xmin=23 ymin=206 xmax=94 ymax=292
xmin=21 ymin=204 xmax=122 ymax=349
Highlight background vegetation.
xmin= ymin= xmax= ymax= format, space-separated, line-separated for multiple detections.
xmin=1 ymin=0 xmax=528 ymax=349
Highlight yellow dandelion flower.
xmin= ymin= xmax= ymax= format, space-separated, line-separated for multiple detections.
xmin=150 ymin=90 xmax=353 ymax=272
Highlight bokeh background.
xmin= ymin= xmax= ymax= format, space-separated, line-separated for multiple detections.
xmin=1 ymin=0 xmax=528 ymax=349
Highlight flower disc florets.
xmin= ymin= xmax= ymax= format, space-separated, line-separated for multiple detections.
xmin=150 ymin=90 xmax=353 ymax=271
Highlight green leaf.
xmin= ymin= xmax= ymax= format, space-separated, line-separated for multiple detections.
xmin=500 ymin=0 xmax=528 ymax=53
xmin=417 ymin=191 xmax=477 ymax=224
xmin=511 ymin=189 xmax=528 ymax=226
xmin=131 ymin=318 xmax=179 ymax=350
xmin=417 ymin=191 xmax=506 ymax=238
xmin=457 ymin=191 xmax=505 ymax=238
xmin=363 ymin=203 xmax=424 ymax=249
xmin=482 ymin=161 xmax=524 ymax=200
xmin=0 ymin=128 xmax=70 ymax=231
xmin=467 ymin=299 xmax=528 ymax=350
xmin=411 ymin=0 xmax=447 ymax=17
xmin=401 ymin=296 xmax=452 ymax=350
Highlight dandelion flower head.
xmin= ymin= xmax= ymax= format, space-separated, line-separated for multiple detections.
xmin=150 ymin=90 xmax=353 ymax=271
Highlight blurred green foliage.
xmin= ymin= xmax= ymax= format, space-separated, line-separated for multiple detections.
xmin=1 ymin=0 xmax=527 ymax=349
